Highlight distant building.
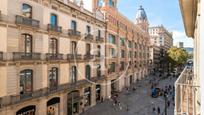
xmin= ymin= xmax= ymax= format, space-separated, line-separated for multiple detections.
xmin=177 ymin=42 xmax=184 ymax=48
xmin=184 ymin=47 xmax=193 ymax=54
xmin=149 ymin=25 xmax=173 ymax=71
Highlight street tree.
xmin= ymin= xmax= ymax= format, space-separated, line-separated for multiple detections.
xmin=167 ymin=47 xmax=188 ymax=70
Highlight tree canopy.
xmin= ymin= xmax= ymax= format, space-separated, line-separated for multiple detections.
xmin=167 ymin=47 xmax=189 ymax=66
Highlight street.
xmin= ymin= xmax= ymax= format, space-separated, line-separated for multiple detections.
xmin=80 ymin=75 xmax=176 ymax=115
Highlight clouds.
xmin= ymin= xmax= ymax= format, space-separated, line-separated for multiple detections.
xmin=172 ymin=30 xmax=193 ymax=47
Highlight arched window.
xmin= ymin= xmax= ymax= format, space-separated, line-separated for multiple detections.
xmin=85 ymin=65 xmax=91 ymax=80
xmin=71 ymin=66 xmax=77 ymax=83
xmin=20 ymin=69 xmax=33 ymax=97
xmin=97 ymin=45 xmax=101 ymax=57
xmin=49 ymin=38 xmax=58 ymax=54
xmin=71 ymin=41 xmax=77 ymax=54
xmin=22 ymin=4 xmax=32 ymax=18
xmin=22 ymin=34 xmax=32 ymax=53
xmin=49 ymin=67 xmax=58 ymax=90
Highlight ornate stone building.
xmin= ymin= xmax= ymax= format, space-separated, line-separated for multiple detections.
xmin=0 ymin=0 xmax=150 ymax=114
xmin=93 ymin=0 xmax=150 ymax=97
xmin=148 ymin=25 xmax=173 ymax=72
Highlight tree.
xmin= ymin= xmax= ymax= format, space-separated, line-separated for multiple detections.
xmin=167 ymin=47 xmax=188 ymax=70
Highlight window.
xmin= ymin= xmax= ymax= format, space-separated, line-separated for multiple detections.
xmin=128 ymin=41 xmax=132 ymax=48
xmin=22 ymin=34 xmax=32 ymax=53
xmin=49 ymin=67 xmax=58 ymax=90
xmin=49 ymin=38 xmax=58 ymax=54
xmin=109 ymin=62 xmax=115 ymax=73
xmin=108 ymin=34 xmax=115 ymax=44
xmin=85 ymin=65 xmax=91 ymax=80
xmin=50 ymin=14 xmax=57 ymax=26
xmin=98 ymin=0 xmax=103 ymax=7
xmin=97 ymin=64 xmax=101 ymax=77
xmin=121 ymin=50 xmax=125 ymax=58
xmin=97 ymin=45 xmax=101 ymax=56
xmin=20 ymin=69 xmax=33 ymax=96
xmin=71 ymin=66 xmax=77 ymax=83
xmin=98 ymin=30 xmax=101 ymax=38
xmin=86 ymin=43 xmax=91 ymax=55
xmin=134 ymin=51 xmax=137 ymax=58
xmin=71 ymin=20 xmax=77 ymax=31
xmin=109 ymin=0 xmax=115 ymax=7
xmin=109 ymin=48 xmax=115 ymax=58
xmin=22 ymin=4 xmax=32 ymax=18
xmin=71 ymin=41 xmax=77 ymax=54
xmin=120 ymin=62 xmax=125 ymax=70
xmin=120 ymin=38 xmax=125 ymax=46
xmin=129 ymin=51 xmax=132 ymax=58
xmin=86 ymin=26 xmax=91 ymax=34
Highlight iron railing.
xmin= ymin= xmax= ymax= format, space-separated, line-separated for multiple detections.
xmin=175 ymin=66 xmax=200 ymax=115
xmin=96 ymin=36 xmax=104 ymax=42
xmin=15 ymin=15 xmax=40 ymax=28
xmin=13 ymin=52 xmax=41 ymax=61
xmin=67 ymin=54 xmax=82 ymax=61
xmin=46 ymin=53 xmax=63 ymax=60
xmin=68 ymin=29 xmax=81 ymax=38
xmin=47 ymin=24 xmax=62 ymax=33
xmin=84 ymin=34 xmax=94 ymax=41
xmin=84 ymin=54 xmax=94 ymax=60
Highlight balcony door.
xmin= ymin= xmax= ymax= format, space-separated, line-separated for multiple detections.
xmin=71 ymin=41 xmax=77 ymax=54
xmin=97 ymin=64 xmax=101 ymax=77
xmin=85 ymin=65 xmax=91 ymax=80
xmin=49 ymin=38 xmax=58 ymax=54
xmin=20 ymin=69 xmax=33 ymax=98
xmin=71 ymin=20 xmax=77 ymax=31
xmin=22 ymin=4 xmax=32 ymax=18
xmin=50 ymin=14 xmax=57 ymax=26
xmin=49 ymin=67 xmax=58 ymax=90
xmin=86 ymin=44 xmax=91 ymax=55
xmin=71 ymin=66 xmax=77 ymax=83
xmin=21 ymin=34 xmax=32 ymax=55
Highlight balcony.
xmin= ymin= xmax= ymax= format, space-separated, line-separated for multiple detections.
xmin=96 ymin=36 xmax=104 ymax=42
xmin=47 ymin=24 xmax=62 ymax=33
xmin=13 ymin=52 xmax=41 ymax=61
xmin=15 ymin=15 xmax=40 ymax=28
xmin=84 ymin=54 xmax=94 ymax=60
xmin=0 ymin=52 xmax=3 ymax=61
xmin=175 ymin=67 xmax=200 ymax=115
xmin=84 ymin=34 xmax=94 ymax=41
xmin=46 ymin=53 xmax=63 ymax=60
xmin=67 ymin=54 xmax=82 ymax=61
xmin=0 ymin=79 xmax=94 ymax=107
xmin=68 ymin=29 xmax=81 ymax=38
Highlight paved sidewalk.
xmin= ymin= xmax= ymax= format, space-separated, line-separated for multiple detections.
xmin=80 ymin=76 xmax=176 ymax=115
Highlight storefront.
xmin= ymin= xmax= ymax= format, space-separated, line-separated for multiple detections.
xmin=84 ymin=87 xmax=91 ymax=107
xmin=47 ymin=97 xmax=60 ymax=115
xmin=16 ymin=105 xmax=36 ymax=115
xmin=111 ymin=79 xmax=118 ymax=95
xmin=67 ymin=91 xmax=81 ymax=115
xmin=130 ymin=75 xmax=133 ymax=84
xmin=95 ymin=85 xmax=101 ymax=102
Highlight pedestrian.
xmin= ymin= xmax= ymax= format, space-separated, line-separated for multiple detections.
xmin=157 ymin=107 xmax=160 ymax=114
xmin=167 ymin=100 xmax=170 ymax=107
xmin=152 ymin=107 xmax=156 ymax=112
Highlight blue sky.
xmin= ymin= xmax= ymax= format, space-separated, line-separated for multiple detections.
xmin=117 ymin=0 xmax=193 ymax=47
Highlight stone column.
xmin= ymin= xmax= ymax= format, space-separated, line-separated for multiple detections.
xmin=59 ymin=93 xmax=67 ymax=115
xmin=37 ymin=99 xmax=47 ymax=115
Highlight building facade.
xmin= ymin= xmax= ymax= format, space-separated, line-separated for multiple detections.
xmin=0 ymin=0 xmax=150 ymax=115
xmin=0 ymin=0 xmax=107 ymax=115
xmin=93 ymin=0 xmax=150 ymax=97
xmin=148 ymin=26 xmax=173 ymax=72
xmin=177 ymin=42 xmax=184 ymax=48
xmin=175 ymin=0 xmax=203 ymax=114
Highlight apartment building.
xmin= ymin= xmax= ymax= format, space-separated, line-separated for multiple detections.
xmin=175 ymin=0 xmax=203 ymax=114
xmin=93 ymin=0 xmax=150 ymax=97
xmin=0 ymin=0 xmax=106 ymax=114
xmin=148 ymin=26 xmax=173 ymax=72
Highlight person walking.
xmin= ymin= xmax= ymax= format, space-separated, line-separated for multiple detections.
xmin=157 ymin=107 xmax=160 ymax=115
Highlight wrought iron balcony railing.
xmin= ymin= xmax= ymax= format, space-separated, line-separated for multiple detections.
xmin=67 ymin=54 xmax=82 ymax=61
xmin=84 ymin=34 xmax=94 ymax=41
xmin=68 ymin=29 xmax=81 ymax=38
xmin=47 ymin=24 xmax=62 ymax=33
xmin=175 ymin=66 xmax=200 ymax=115
xmin=13 ymin=52 xmax=41 ymax=61
xmin=84 ymin=54 xmax=94 ymax=60
xmin=46 ymin=53 xmax=63 ymax=60
xmin=96 ymin=36 xmax=104 ymax=42
xmin=15 ymin=15 xmax=40 ymax=28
